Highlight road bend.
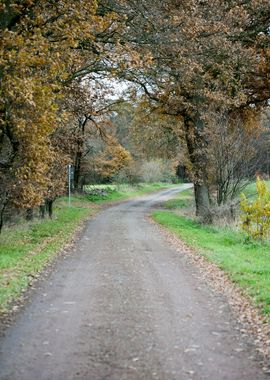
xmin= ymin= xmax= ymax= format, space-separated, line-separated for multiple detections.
xmin=0 ymin=185 xmax=267 ymax=380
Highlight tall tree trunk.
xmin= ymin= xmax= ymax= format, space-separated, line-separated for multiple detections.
xmin=46 ymin=199 xmax=53 ymax=219
xmin=194 ymin=183 xmax=211 ymax=221
xmin=39 ymin=204 xmax=46 ymax=219
xmin=25 ymin=208 xmax=34 ymax=221
xmin=0 ymin=190 xmax=9 ymax=234
xmin=184 ymin=113 xmax=212 ymax=222
xmin=0 ymin=201 xmax=7 ymax=234
xmin=73 ymin=116 xmax=87 ymax=192
xmin=79 ymin=175 xmax=85 ymax=192
xmin=73 ymin=150 xmax=82 ymax=192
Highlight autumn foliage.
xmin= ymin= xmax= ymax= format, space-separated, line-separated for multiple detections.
xmin=0 ymin=0 xmax=125 ymax=227
xmin=115 ymin=0 xmax=270 ymax=220
xmin=240 ymin=178 xmax=270 ymax=241
xmin=0 ymin=0 xmax=270 ymax=230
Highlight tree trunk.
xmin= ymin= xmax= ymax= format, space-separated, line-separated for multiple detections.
xmin=79 ymin=175 xmax=85 ymax=192
xmin=73 ymin=116 xmax=87 ymax=192
xmin=46 ymin=199 xmax=53 ymax=219
xmin=194 ymin=182 xmax=212 ymax=222
xmin=0 ymin=202 xmax=6 ymax=234
xmin=25 ymin=208 xmax=34 ymax=221
xmin=73 ymin=150 xmax=82 ymax=192
xmin=184 ymin=113 xmax=212 ymax=222
xmin=0 ymin=193 xmax=8 ymax=234
xmin=39 ymin=204 xmax=46 ymax=219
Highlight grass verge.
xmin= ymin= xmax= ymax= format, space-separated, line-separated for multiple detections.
xmin=162 ymin=188 xmax=194 ymax=210
xmin=152 ymin=189 xmax=270 ymax=317
xmin=0 ymin=201 xmax=94 ymax=313
xmin=0 ymin=182 xmax=178 ymax=313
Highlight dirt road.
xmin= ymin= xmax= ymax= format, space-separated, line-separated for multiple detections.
xmin=0 ymin=185 xmax=267 ymax=380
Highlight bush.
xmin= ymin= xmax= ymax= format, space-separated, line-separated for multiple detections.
xmin=84 ymin=186 xmax=117 ymax=202
xmin=240 ymin=177 xmax=270 ymax=240
xmin=140 ymin=159 xmax=176 ymax=183
xmin=113 ymin=165 xmax=141 ymax=185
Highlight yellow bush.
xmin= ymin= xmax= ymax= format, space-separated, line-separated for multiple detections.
xmin=240 ymin=177 xmax=270 ymax=240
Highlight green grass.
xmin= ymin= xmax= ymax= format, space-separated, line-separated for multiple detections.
xmin=152 ymin=209 xmax=270 ymax=317
xmin=242 ymin=180 xmax=270 ymax=200
xmin=0 ymin=201 xmax=94 ymax=312
xmin=163 ymin=188 xmax=194 ymax=210
xmin=0 ymin=182 xmax=177 ymax=312
xmin=83 ymin=182 xmax=179 ymax=203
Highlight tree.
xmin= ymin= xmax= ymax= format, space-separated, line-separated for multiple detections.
xmin=63 ymin=79 xmax=129 ymax=190
xmin=1 ymin=0 xmax=269 ymax=228
xmin=207 ymin=109 xmax=267 ymax=206
xmin=110 ymin=0 xmax=270 ymax=221
xmin=93 ymin=141 xmax=132 ymax=180
xmin=131 ymin=103 xmax=183 ymax=161
xmin=0 ymin=0 xmax=125 ymax=228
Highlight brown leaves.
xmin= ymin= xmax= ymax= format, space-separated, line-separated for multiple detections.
xmin=94 ymin=142 xmax=132 ymax=179
xmin=152 ymin=219 xmax=270 ymax=360
xmin=0 ymin=0 xmax=124 ymax=210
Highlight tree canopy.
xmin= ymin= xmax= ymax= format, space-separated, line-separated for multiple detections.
xmin=0 ymin=0 xmax=269 ymax=227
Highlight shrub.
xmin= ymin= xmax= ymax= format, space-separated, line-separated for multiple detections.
xmin=240 ymin=177 xmax=270 ymax=240
xmin=140 ymin=159 xmax=176 ymax=183
xmin=84 ymin=186 xmax=117 ymax=202
xmin=113 ymin=165 xmax=141 ymax=185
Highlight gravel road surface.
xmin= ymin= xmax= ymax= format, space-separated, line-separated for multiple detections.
xmin=0 ymin=185 xmax=267 ymax=380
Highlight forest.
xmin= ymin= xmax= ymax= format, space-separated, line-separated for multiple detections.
xmin=0 ymin=0 xmax=270 ymax=230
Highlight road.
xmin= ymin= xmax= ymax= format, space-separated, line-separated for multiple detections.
xmin=0 ymin=185 xmax=267 ymax=380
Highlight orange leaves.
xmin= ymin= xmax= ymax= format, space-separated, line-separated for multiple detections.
xmin=94 ymin=143 xmax=132 ymax=178
xmin=0 ymin=0 xmax=125 ymax=209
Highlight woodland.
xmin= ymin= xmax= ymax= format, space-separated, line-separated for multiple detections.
xmin=0 ymin=0 xmax=270 ymax=231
